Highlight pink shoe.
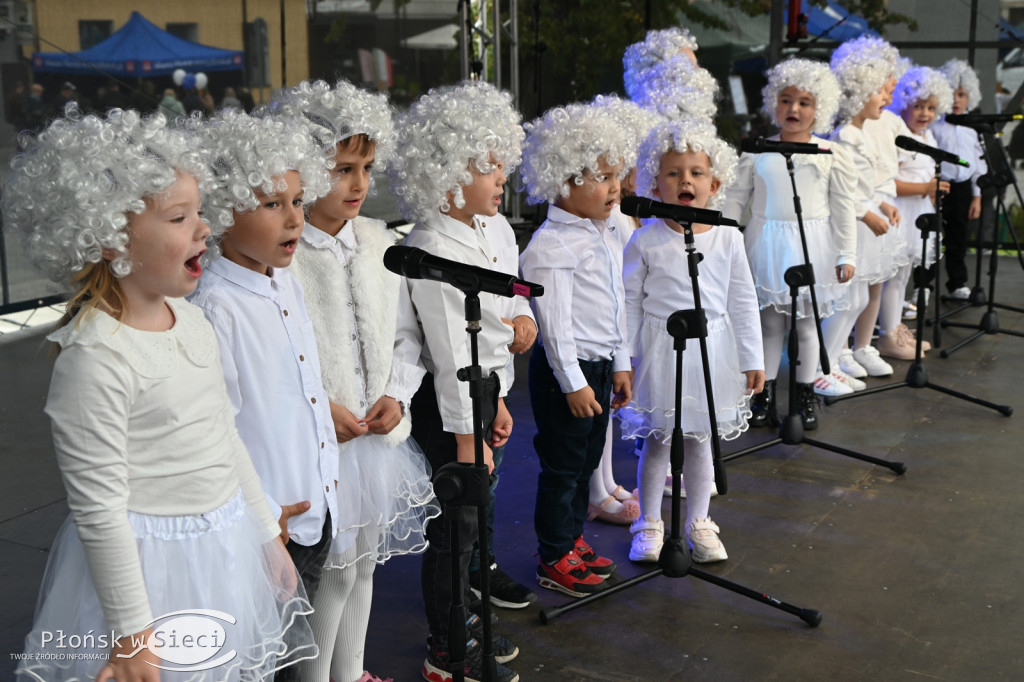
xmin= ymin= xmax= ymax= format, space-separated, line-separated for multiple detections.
xmin=354 ymin=672 xmax=394 ymax=682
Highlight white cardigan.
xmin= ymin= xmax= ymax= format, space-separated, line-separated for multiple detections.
xmin=290 ymin=216 xmax=420 ymax=445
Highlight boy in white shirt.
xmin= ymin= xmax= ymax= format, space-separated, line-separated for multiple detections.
xmin=518 ymin=103 xmax=634 ymax=598
xmin=188 ymin=111 xmax=341 ymax=668
xmin=388 ymin=80 xmax=524 ymax=682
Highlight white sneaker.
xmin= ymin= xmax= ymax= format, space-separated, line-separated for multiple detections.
xmin=663 ymin=473 xmax=718 ymax=498
xmin=852 ymin=346 xmax=894 ymax=377
xmin=834 ymin=368 xmax=866 ymax=391
xmin=950 ymin=286 xmax=971 ymax=301
xmin=813 ymin=371 xmax=854 ymax=396
xmin=903 ymin=300 xmax=917 ymax=320
xmin=687 ymin=517 xmax=728 ymax=563
xmin=837 ymin=348 xmax=868 ymax=378
xmin=629 ymin=516 xmax=664 ymax=562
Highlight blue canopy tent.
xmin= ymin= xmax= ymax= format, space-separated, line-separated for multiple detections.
xmin=792 ymin=0 xmax=877 ymax=43
xmin=32 ymin=11 xmax=243 ymax=77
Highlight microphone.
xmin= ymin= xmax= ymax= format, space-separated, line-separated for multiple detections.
xmin=946 ymin=113 xmax=1023 ymax=126
xmin=894 ymin=135 xmax=969 ymax=167
xmin=620 ymin=196 xmax=740 ymax=227
xmin=383 ymin=245 xmax=544 ymax=298
xmin=739 ymin=138 xmax=832 ymax=155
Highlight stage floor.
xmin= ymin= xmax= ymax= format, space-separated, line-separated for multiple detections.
xmin=2 ymin=256 xmax=1023 ymax=681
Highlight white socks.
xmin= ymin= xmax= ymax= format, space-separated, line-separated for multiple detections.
xmin=761 ymin=309 xmax=821 ymax=383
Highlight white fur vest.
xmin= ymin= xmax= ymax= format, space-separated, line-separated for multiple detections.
xmin=290 ymin=217 xmax=411 ymax=445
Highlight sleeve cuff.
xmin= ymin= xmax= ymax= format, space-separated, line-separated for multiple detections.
xmin=612 ymin=352 xmax=632 ymax=374
xmin=553 ymin=365 xmax=588 ymax=394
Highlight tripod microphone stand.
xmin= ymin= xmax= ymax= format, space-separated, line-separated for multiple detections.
xmin=539 ymin=218 xmax=821 ymax=628
xmin=938 ymin=130 xmax=1024 ymax=357
xmin=826 ymin=162 xmax=1013 ymax=417
xmin=723 ymin=151 xmax=905 ymax=474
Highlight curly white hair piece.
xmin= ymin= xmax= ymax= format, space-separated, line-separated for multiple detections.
xmin=940 ymin=59 xmax=982 ymax=111
xmin=633 ymin=117 xmax=737 ymax=210
xmin=268 ymin=78 xmax=397 ymax=167
xmin=199 ymin=109 xmax=333 ymax=239
xmin=3 ymin=108 xmax=212 ymax=281
xmin=623 ymin=27 xmax=699 ymax=100
xmin=761 ymin=58 xmax=841 ymax=135
xmin=520 ymin=102 xmax=634 ymax=205
xmin=590 ymin=94 xmax=664 ymax=169
xmin=832 ymin=56 xmax=892 ymax=122
xmin=830 ymin=34 xmax=900 ymax=71
xmin=629 ymin=54 xmax=719 ymax=122
xmin=888 ymin=65 xmax=954 ymax=118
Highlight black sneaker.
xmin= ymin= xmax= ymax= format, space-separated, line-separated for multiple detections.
xmin=465 ymin=613 xmax=519 ymax=664
xmin=470 ymin=562 xmax=538 ymax=609
xmin=422 ymin=636 xmax=519 ymax=682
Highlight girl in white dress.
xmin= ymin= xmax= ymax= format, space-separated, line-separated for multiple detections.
xmin=878 ymin=67 xmax=954 ymax=360
xmin=6 ymin=110 xmax=313 ymax=682
xmin=622 ymin=118 xmax=764 ymax=565
xmin=723 ymin=58 xmax=859 ymax=429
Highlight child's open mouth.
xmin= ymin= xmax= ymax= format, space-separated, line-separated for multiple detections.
xmin=280 ymin=239 xmax=298 ymax=254
xmin=184 ymin=250 xmax=206 ymax=278
xmin=677 ymin=191 xmax=695 ymax=204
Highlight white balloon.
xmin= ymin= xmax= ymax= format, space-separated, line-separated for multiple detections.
xmin=172 ymin=69 xmax=186 ymax=86
xmin=195 ymin=73 xmax=208 ymax=90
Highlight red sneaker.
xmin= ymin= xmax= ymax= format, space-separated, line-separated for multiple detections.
xmin=573 ymin=536 xmax=617 ymax=576
xmin=536 ymin=550 xmax=608 ymax=597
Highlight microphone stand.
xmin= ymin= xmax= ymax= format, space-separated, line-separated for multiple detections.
xmin=827 ymin=161 xmax=1013 ymax=417
xmin=539 ymin=218 xmax=822 ymax=628
xmin=937 ymin=129 xmax=1024 ymax=357
xmin=723 ymin=152 xmax=906 ymax=475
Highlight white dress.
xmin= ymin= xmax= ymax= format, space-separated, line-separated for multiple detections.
xmin=290 ymin=217 xmax=439 ymax=569
xmin=619 ymin=220 xmax=764 ymax=443
xmin=17 ymin=299 xmax=314 ymax=682
xmin=894 ymin=129 xmax=942 ymax=267
xmin=723 ymin=135 xmax=858 ymax=319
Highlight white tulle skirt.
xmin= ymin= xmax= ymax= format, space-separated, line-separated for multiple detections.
xmin=854 ymin=217 xmax=909 ymax=285
xmin=16 ymin=492 xmax=316 ymax=682
xmin=619 ymin=313 xmax=753 ymax=444
xmin=324 ymin=433 xmax=439 ymax=570
xmin=744 ymin=215 xmax=852 ymax=319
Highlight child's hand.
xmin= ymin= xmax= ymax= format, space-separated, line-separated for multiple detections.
xmin=96 ymin=628 xmax=160 ymax=682
xmin=455 ymin=433 xmax=494 ymax=473
xmin=880 ymin=202 xmax=901 ymax=227
xmin=611 ymin=370 xmax=633 ymax=409
xmin=928 ymin=180 xmax=951 ymax=203
xmin=364 ymin=396 xmax=403 ymax=435
xmin=278 ymin=501 xmax=310 ymax=545
xmin=269 ymin=535 xmax=299 ymax=598
xmin=566 ymin=385 xmax=602 ymax=418
xmin=507 ymin=315 xmax=538 ymax=354
xmin=863 ymin=212 xmax=889 ymax=236
xmin=490 ymin=398 xmax=513 ymax=448
xmin=744 ymin=369 xmax=766 ymax=396
xmin=836 ymin=264 xmax=855 ymax=283
xmin=968 ymin=195 xmax=982 ymax=220
xmin=330 ymin=401 xmax=369 ymax=443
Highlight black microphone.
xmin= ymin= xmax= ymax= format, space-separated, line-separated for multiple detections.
xmin=383 ymin=245 xmax=544 ymax=298
xmin=619 ymin=196 xmax=740 ymax=227
xmin=739 ymin=137 xmax=832 ymax=155
xmin=946 ymin=113 xmax=1023 ymax=126
xmin=894 ymin=135 xmax=969 ymax=167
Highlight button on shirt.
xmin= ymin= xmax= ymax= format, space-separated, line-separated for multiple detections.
xmin=189 ymin=256 xmax=339 ymax=545
xmin=931 ymin=118 xmax=988 ymax=195
xmin=519 ymin=204 xmax=632 ymax=393
xmin=399 ymin=211 xmax=514 ymax=434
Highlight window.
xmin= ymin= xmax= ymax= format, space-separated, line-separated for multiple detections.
xmin=78 ymin=20 xmax=113 ymax=50
xmin=166 ymin=23 xmax=199 ymax=43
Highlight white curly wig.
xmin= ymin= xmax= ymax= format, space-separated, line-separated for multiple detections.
xmin=761 ymin=58 xmax=841 ymax=135
xmin=832 ymin=55 xmax=892 ymax=122
xmin=268 ymin=78 xmax=396 ymax=167
xmin=199 ymin=108 xmax=333 ymax=239
xmin=387 ymin=80 xmax=524 ymax=223
xmin=623 ymin=27 xmax=699 ymax=100
xmin=520 ymin=102 xmax=634 ymax=205
xmin=590 ymin=94 xmax=664 ymax=169
xmin=888 ymin=65 xmax=954 ymax=118
xmin=634 ymin=117 xmax=737 ymax=210
xmin=3 ymin=107 xmax=212 ymax=282
xmin=830 ymin=34 xmax=900 ymax=71
xmin=629 ymin=54 xmax=720 ymax=121
xmin=940 ymin=59 xmax=982 ymax=111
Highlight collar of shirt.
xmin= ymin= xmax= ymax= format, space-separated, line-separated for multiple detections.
xmin=545 ymin=204 xmax=610 ymax=234
xmin=423 ymin=209 xmax=484 ymax=250
xmin=302 ymin=221 xmax=356 ymax=258
xmin=206 ymin=256 xmax=281 ymax=301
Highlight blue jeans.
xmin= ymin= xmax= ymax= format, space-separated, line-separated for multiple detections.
xmin=529 ymin=346 xmax=614 ymax=564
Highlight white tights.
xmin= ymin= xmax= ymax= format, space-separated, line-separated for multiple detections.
xmin=879 ymin=263 xmax=912 ymax=336
xmin=300 ymin=529 xmax=378 ymax=682
xmin=638 ymin=437 xmax=714 ymax=528
xmin=822 ymin=280 xmax=869 ymax=367
xmin=760 ymin=308 xmax=820 ymax=384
